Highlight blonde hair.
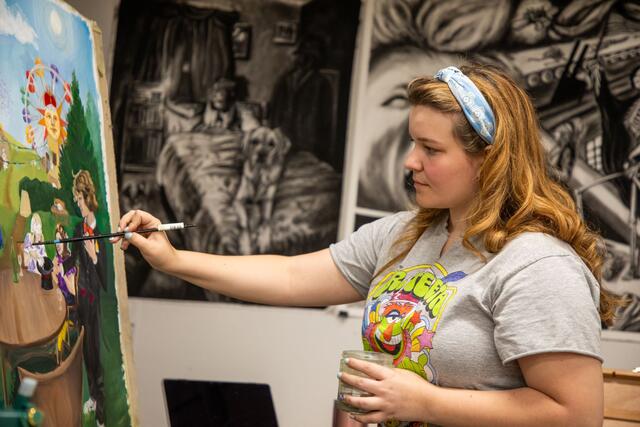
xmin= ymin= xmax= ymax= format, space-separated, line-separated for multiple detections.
xmin=378 ymin=63 xmax=620 ymax=324
xmin=72 ymin=170 xmax=98 ymax=212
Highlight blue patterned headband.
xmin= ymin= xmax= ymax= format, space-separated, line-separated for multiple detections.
xmin=434 ymin=66 xmax=495 ymax=144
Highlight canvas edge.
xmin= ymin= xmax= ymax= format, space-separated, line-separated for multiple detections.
xmin=89 ymin=20 xmax=140 ymax=427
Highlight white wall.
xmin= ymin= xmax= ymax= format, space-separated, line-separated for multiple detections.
xmin=601 ymin=329 xmax=640 ymax=370
xmin=128 ymin=298 xmax=363 ymax=427
xmin=128 ymin=298 xmax=640 ymax=427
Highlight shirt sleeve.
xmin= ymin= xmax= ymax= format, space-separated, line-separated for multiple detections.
xmin=491 ymin=254 xmax=602 ymax=364
xmin=329 ymin=212 xmax=411 ymax=297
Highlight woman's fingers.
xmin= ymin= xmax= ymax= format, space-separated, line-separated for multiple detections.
xmin=111 ymin=210 xmax=139 ymax=251
xmin=113 ymin=210 xmax=161 ymax=249
xmin=337 ymin=361 xmax=397 ymax=423
xmin=341 ymin=394 xmax=384 ymax=413
xmin=349 ymin=410 xmax=387 ymax=424
xmin=118 ymin=210 xmax=160 ymax=232
xmin=108 ymin=228 xmax=122 ymax=244
xmin=339 ymin=371 xmax=378 ymax=395
xmin=109 ymin=223 xmax=126 ymax=244
xmin=117 ymin=210 xmax=137 ymax=231
xmin=124 ymin=230 xmax=154 ymax=253
xmin=123 ymin=211 xmax=143 ymax=232
xmin=112 ymin=210 xmax=137 ymax=249
xmin=346 ymin=358 xmax=392 ymax=381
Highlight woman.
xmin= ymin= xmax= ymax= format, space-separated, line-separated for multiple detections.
xmin=22 ymin=213 xmax=46 ymax=274
xmin=66 ymin=170 xmax=106 ymax=425
xmin=113 ymin=64 xmax=617 ymax=426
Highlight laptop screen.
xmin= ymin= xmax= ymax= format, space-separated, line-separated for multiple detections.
xmin=163 ymin=379 xmax=278 ymax=427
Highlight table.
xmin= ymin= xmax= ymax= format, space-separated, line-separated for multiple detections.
xmin=0 ymin=268 xmax=66 ymax=404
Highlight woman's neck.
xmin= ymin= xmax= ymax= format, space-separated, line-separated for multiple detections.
xmin=85 ymin=212 xmax=96 ymax=227
xmin=440 ymin=209 xmax=467 ymax=258
xmin=447 ymin=207 xmax=469 ymax=239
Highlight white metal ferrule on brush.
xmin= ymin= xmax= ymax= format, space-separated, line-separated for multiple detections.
xmin=157 ymin=222 xmax=185 ymax=231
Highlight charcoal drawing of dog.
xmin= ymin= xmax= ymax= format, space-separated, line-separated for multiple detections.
xmin=234 ymin=126 xmax=291 ymax=254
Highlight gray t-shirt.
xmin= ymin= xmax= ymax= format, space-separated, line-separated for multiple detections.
xmin=330 ymin=211 xmax=601 ymax=423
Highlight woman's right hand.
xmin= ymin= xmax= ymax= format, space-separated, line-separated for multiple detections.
xmin=110 ymin=210 xmax=177 ymax=272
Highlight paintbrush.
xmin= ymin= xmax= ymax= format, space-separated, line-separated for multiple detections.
xmin=27 ymin=223 xmax=197 ymax=246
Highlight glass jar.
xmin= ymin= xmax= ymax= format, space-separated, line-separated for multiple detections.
xmin=335 ymin=350 xmax=394 ymax=414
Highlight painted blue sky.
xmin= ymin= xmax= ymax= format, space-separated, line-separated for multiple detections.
xmin=0 ymin=0 xmax=99 ymax=144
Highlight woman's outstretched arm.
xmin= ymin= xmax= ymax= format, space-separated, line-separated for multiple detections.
xmin=112 ymin=209 xmax=362 ymax=306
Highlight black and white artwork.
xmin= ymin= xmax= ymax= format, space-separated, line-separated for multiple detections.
xmin=110 ymin=0 xmax=361 ymax=301
xmin=345 ymin=0 xmax=640 ymax=330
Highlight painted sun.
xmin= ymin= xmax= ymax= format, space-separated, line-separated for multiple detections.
xmin=49 ymin=10 xmax=62 ymax=35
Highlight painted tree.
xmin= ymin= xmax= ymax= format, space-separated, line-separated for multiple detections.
xmin=58 ymin=73 xmax=108 ymax=230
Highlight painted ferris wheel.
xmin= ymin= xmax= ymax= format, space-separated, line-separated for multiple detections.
xmin=20 ymin=57 xmax=72 ymax=188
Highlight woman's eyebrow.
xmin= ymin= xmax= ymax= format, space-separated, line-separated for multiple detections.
xmin=413 ymin=136 xmax=444 ymax=145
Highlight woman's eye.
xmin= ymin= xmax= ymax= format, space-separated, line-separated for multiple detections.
xmin=381 ymin=94 xmax=409 ymax=109
xmin=425 ymin=146 xmax=438 ymax=154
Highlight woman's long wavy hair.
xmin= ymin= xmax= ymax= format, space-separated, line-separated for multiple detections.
xmin=378 ymin=63 xmax=620 ymax=324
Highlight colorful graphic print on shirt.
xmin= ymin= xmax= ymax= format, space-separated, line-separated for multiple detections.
xmin=362 ymin=262 xmax=466 ymax=384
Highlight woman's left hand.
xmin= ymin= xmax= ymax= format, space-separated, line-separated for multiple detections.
xmin=339 ymin=357 xmax=434 ymax=424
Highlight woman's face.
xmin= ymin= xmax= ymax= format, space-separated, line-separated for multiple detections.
xmin=74 ymin=191 xmax=89 ymax=217
xmin=358 ymin=47 xmax=459 ymax=211
xmin=404 ymin=105 xmax=484 ymax=212
xmin=44 ymin=106 xmax=61 ymax=141
xmin=31 ymin=214 xmax=43 ymax=236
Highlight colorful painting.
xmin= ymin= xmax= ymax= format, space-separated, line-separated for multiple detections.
xmin=0 ymin=0 xmax=136 ymax=426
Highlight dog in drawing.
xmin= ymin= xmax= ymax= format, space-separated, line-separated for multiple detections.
xmin=234 ymin=126 xmax=291 ymax=254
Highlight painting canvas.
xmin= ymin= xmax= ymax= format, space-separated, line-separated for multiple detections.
xmin=344 ymin=0 xmax=640 ymax=331
xmin=0 ymin=0 xmax=136 ymax=425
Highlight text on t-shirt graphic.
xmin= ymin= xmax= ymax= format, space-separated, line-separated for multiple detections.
xmin=362 ymin=262 xmax=466 ymax=384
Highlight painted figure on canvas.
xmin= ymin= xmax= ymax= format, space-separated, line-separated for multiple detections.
xmin=53 ymin=223 xmax=77 ymax=306
xmin=22 ymin=213 xmax=46 ymax=274
xmin=69 ymin=169 xmax=107 ymax=424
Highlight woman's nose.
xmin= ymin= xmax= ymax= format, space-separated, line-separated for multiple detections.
xmin=403 ymin=144 xmax=421 ymax=171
